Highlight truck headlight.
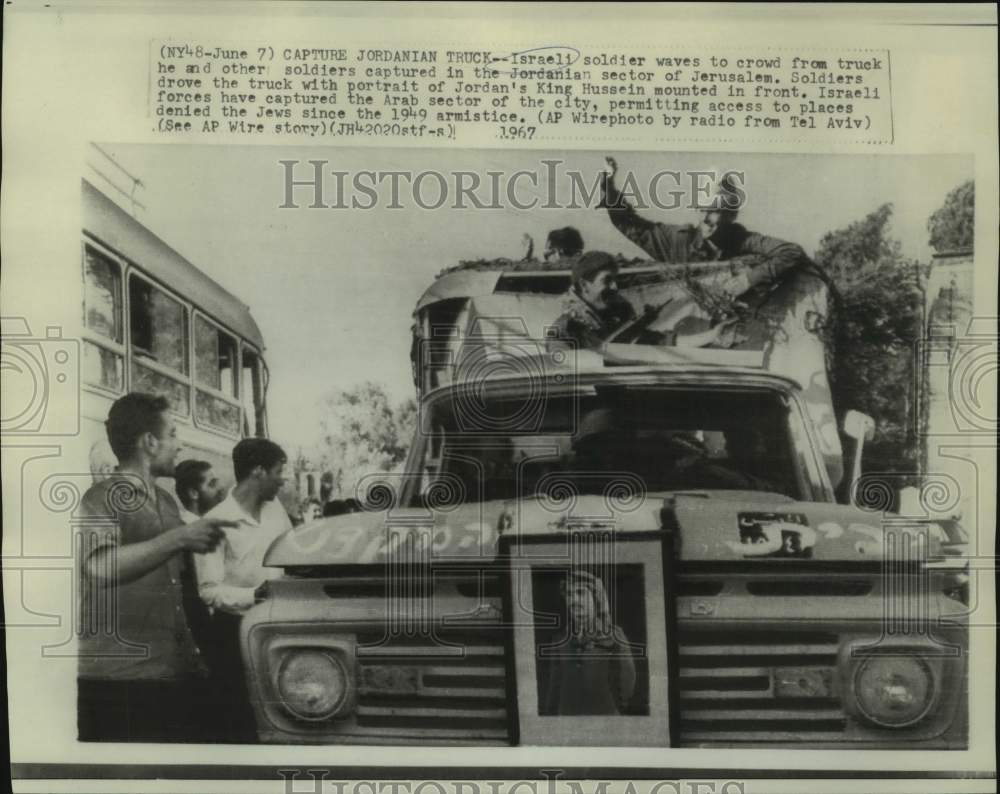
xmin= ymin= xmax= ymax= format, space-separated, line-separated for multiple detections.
xmin=852 ymin=655 xmax=935 ymax=728
xmin=276 ymin=649 xmax=352 ymax=721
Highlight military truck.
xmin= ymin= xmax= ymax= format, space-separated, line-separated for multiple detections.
xmin=241 ymin=254 xmax=967 ymax=748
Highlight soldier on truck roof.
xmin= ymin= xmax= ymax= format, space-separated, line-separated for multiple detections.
xmin=549 ymin=250 xmax=736 ymax=351
xmin=549 ymin=251 xmax=637 ymax=349
xmin=544 ymin=226 xmax=585 ymax=260
xmin=600 ymin=156 xmax=813 ymax=297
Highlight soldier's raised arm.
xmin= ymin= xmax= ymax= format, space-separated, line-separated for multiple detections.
xmin=600 ymin=156 xmax=696 ymax=263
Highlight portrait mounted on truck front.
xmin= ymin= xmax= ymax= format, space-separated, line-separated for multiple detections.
xmin=502 ymin=530 xmax=675 ymax=746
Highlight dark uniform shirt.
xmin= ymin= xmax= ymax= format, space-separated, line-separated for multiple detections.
xmin=76 ymin=474 xmax=205 ymax=681
xmin=542 ymin=631 xmax=637 ymax=716
xmin=601 ymin=173 xmax=810 ymax=282
xmin=550 ymin=289 xmax=637 ymax=349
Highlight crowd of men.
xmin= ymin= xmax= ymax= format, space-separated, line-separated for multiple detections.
xmin=77 ymin=392 xmax=291 ymax=743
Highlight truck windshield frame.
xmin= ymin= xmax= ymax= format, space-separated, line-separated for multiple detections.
xmin=405 ymin=378 xmax=833 ymax=507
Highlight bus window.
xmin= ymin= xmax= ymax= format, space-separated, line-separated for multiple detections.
xmin=82 ymin=246 xmax=124 ymax=391
xmin=129 ymin=273 xmax=190 ymax=414
xmin=241 ymin=347 xmax=266 ymax=437
xmin=194 ymin=314 xmax=240 ymax=435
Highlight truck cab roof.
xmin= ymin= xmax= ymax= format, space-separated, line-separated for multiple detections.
xmin=416 ymin=255 xmax=743 ymax=312
xmin=411 ymin=252 xmax=845 ymax=489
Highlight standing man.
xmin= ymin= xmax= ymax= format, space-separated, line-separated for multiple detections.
xmin=173 ymin=457 xmax=228 ymax=717
xmin=196 ymin=439 xmax=291 ymax=615
xmin=174 ymin=459 xmax=225 ymax=524
xmin=76 ymin=392 xmax=235 ymax=742
xmin=195 ymin=438 xmax=292 ymax=741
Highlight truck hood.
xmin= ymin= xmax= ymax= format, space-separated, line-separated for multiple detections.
xmin=266 ymin=493 xmax=941 ymax=568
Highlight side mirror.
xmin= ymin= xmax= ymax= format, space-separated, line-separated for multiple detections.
xmin=843 ymin=410 xmax=876 ymax=443
xmin=843 ymin=410 xmax=876 ymax=505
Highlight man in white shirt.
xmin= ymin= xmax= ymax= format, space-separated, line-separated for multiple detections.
xmin=196 ymin=440 xmax=291 ymax=614
xmin=194 ymin=438 xmax=292 ymax=742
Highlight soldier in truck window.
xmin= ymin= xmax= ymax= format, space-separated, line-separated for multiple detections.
xmin=549 ymin=251 xmax=636 ymax=349
xmin=660 ymin=431 xmax=777 ymax=491
xmin=549 ymin=250 xmax=734 ymax=351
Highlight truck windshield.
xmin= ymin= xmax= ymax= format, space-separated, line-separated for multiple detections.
xmin=411 ymin=386 xmax=823 ymax=505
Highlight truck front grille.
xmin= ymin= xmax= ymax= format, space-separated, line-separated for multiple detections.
xmin=352 ymin=629 xmax=510 ymax=744
xmin=677 ymin=630 xmax=846 ymax=744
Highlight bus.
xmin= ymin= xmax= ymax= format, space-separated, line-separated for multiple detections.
xmin=81 ymin=177 xmax=269 ymax=485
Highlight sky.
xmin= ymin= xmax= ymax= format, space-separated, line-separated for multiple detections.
xmin=93 ymin=144 xmax=971 ymax=452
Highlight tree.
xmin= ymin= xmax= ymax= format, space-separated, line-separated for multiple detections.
xmin=316 ymin=382 xmax=417 ymax=497
xmin=927 ymin=181 xmax=974 ymax=253
xmin=815 ymin=204 xmax=924 ymax=485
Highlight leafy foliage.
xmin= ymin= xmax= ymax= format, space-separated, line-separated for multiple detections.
xmin=927 ymin=181 xmax=974 ymax=253
xmin=816 ymin=204 xmax=924 ymax=484
xmin=315 ymin=382 xmax=417 ymax=497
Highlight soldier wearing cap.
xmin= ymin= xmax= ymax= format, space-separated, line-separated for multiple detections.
xmin=549 ymin=251 xmax=637 ymax=350
xmin=549 ymin=250 xmax=739 ymax=351
xmin=600 ymin=156 xmax=812 ymax=297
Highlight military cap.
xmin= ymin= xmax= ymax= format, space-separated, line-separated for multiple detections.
xmin=571 ymin=250 xmax=618 ymax=286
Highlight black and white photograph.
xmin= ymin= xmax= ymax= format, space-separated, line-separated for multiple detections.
xmin=1 ymin=5 xmax=996 ymax=792
xmin=533 ymin=566 xmax=648 ymax=718
xmin=37 ymin=143 xmax=972 ymax=748
xmin=505 ymin=532 xmax=672 ymax=746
